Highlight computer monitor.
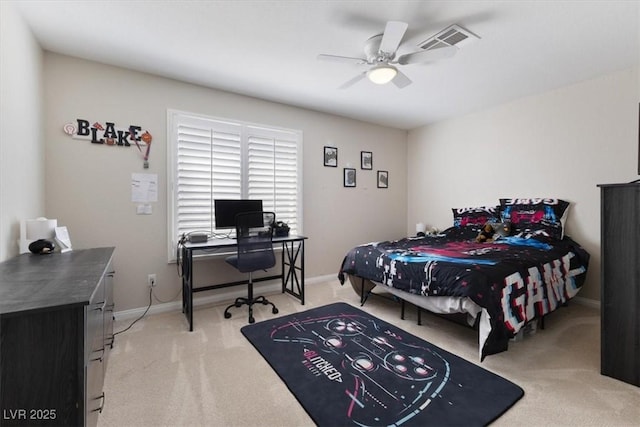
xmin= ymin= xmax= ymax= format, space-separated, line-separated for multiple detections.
xmin=214 ymin=199 xmax=263 ymax=230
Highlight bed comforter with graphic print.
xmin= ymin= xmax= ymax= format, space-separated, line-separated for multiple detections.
xmin=338 ymin=227 xmax=590 ymax=360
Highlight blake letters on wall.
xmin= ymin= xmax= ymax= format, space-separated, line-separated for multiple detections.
xmin=63 ymin=118 xmax=153 ymax=167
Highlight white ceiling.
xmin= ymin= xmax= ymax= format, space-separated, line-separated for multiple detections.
xmin=13 ymin=0 xmax=640 ymax=130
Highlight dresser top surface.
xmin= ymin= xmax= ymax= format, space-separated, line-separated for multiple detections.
xmin=0 ymin=247 xmax=115 ymax=315
xmin=597 ymin=181 xmax=640 ymax=188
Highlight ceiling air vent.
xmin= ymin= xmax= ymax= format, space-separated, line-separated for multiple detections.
xmin=418 ymin=24 xmax=479 ymax=51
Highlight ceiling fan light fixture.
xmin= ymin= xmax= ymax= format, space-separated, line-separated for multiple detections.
xmin=367 ymin=64 xmax=397 ymax=85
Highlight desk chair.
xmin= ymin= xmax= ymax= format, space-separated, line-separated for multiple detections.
xmin=223 ymin=211 xmax=279 ymax=323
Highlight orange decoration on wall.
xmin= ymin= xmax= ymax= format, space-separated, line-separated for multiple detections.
xmin=141 ymin=131 xmax=152 ymax=144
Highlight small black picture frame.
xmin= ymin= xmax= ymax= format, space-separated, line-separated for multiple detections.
xmin=324 ymin=146 xmax=338 ymax=167
xmin=344 ymin=168 xmax=356 ymax=187
xmin=361 ymin=151 xmax=372 ymax=170
xmin=377 ymin=170 xmax=388 ymax=188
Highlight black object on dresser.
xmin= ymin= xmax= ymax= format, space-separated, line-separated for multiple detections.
xmin=599 ymin=182 xmax=639 ymax=387
xmin=0 ymin=247 xmax=115 ymax=426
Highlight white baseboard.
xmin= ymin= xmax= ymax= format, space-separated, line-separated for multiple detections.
xmin=114 ymin=273 xmax=341 ymax=322
xmin=115 ymin=273 xmax=598 ymax=322
xmin=572 ymin=296 xmax=601 ymax=310
xmin=306 ymin=273 xmax=339 ymax=284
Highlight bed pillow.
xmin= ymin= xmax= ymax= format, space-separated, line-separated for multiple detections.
xmin=499 ymin=198 xmax=570 ymax=239
xmin=452 ymin=205 xmax=501 ymax=230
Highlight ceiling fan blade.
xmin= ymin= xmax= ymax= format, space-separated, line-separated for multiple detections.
xmin=339 ymin=72 xmax=367 ymax=89
xmin=317 ymin=54 xmax=368 ymax=65
xmin=392 ymin=70 xmax=412 ymax=89
xmin=396 ymin=45 xmax=457 ymax=65
xmin=379 ymin=21 xmax=408 ymax=54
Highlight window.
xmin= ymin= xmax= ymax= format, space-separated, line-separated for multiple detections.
xmin=167 ymin=110 xmax=302 ymax=259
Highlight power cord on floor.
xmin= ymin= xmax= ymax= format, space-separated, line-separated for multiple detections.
xmin=113 ymin=286 xmax=152 ymax=337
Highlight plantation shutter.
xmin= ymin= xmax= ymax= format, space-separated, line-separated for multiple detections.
xmin=169 ymin=110 xmax=302 ymax=257
xmin=175 ymin=116 xmax=242 ymax=237
xmin=247 ymin=126 xmax=299 ymax=234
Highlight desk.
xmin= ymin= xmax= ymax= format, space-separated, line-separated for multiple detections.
xmin=180 ymin=235 xmax=307 ymax=331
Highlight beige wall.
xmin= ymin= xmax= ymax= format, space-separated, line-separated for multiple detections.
xmin=0 ymin=1 xmax=45 ymax=262
xmin=43 ymin=53 xmax=408 ymax=311
xmin=407 ymin=67 xmax=640 ymax=302
xmin=5 ymin=0 xmax=637 ymax=310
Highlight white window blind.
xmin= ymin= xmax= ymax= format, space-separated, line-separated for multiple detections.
xmin=247 ymin=126 xmax=299 ymax=232
xmin=167 ymin=110 xmax=302 ymax=259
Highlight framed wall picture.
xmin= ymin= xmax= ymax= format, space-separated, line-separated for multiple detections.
xmin=361 ymin=151 xmax=372 ymax=170
xmin=377 ymin=170 xmax=388 ymax=188
xmin=324 ymin=146 xmax=338 ymax=167
xmin=344 ymin=168 xmax=356 ymax=187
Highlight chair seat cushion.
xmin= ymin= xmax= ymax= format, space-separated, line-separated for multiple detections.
xmin=226 ymin=251 xmax=275 ymax=273
xmin=225 ymin=255 xmax=239 ymax=269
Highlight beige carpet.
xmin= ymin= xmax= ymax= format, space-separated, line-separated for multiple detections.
xmin=98 ymin=280 xmax=639 ymax=427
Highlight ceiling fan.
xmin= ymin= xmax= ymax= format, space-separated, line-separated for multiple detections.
xmin=317 ymin=21 xmax=460 ymax=89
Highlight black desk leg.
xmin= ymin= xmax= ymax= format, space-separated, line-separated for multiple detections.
xmin=181 ymin=247 xmax=187 ymax=314
xmin=281 ymin=239 xmax=305 ymax=304
xmin=188 ymin=249 xmax=194 ymax=331
xmin=181 ymin=247 xmax=194 ymax=332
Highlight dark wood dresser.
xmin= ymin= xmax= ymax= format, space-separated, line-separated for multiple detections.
xmin=599 ymin=182 xmax=639 ymax=387
xmin=0 ymin=247 xmax=115 ymax=426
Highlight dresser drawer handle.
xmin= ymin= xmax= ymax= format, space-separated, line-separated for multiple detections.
xmin=91 ymin=393 xmax=105 ymax=413
xmin=91 ymin=348 xmax=105 ymax=362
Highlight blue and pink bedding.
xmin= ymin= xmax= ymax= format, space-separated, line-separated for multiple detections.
xmin=338 ymin=224 xmax=590 ymax=360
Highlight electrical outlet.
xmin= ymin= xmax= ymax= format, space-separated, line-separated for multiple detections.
xmin=147 ymin=274 xmax=156 ymax=287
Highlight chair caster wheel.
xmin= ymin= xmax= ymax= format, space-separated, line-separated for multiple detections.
xmin=224 ymin=312 xmax=231 ymax=319
xmin=249 ymin=317 xmax=255 ymax=323
xmin=272 ymin=307 xmax=279 ymax=314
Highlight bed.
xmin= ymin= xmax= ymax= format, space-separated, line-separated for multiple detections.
xmin=338 ymin=198 xmax=590 ymax=360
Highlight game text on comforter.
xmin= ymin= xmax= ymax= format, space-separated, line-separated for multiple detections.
xmin=338 ymin=227 xmax=590 ymax=359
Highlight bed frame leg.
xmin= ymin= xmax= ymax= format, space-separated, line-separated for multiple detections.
xmin=400 ymin=299 xmax=405 ymax=319
xmin=360 ymin=277 xmax=375 ymax=306
xmin=417 ymin=305 xmax=422 ymax=326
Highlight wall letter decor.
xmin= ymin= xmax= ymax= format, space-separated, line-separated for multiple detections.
xmin=63 ymin=119 xmax=153 ymax=168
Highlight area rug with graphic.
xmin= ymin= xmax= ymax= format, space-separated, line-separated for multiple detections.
xmin=241 ymin=302 xmax=524 ymax=427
